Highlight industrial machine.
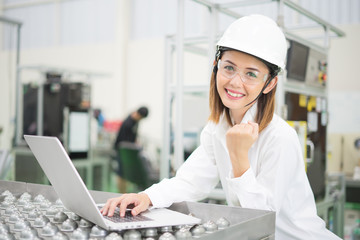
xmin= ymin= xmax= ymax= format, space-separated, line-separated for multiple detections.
xmin=284 ymin=39 xmax=328 ymax=199
xmin=22 ymin=73 xmax=91 ymax=159
xmin=12 ymin=69 xmax=96 ymax=185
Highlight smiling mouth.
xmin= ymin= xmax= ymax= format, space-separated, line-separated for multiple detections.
xmin=226 ymin=89 xmax=244 ymax=98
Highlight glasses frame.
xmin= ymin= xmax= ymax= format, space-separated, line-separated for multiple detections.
xmin=217 ymin=59 xmax=269 ymax=85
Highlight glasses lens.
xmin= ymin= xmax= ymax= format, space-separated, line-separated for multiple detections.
xmin=217 ymin=60 xmax=267 ymax=85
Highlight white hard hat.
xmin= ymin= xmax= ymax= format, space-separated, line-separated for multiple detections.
xmin=217 ymin=14 xmax=287 ymax=71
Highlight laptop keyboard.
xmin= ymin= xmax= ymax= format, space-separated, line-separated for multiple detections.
xmin=99 ymin=207 xmax=153 ymax=223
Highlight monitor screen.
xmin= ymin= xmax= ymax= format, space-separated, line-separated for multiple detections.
xmin=286 ymin=40 xmax=309 ymax=82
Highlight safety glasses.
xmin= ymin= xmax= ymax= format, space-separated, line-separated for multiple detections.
xmin=217 ymin=60 xmax=268 ymax=85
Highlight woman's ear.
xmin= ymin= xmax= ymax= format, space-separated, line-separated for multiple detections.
xmin=263 ymin=76 xmax=278 ymax=94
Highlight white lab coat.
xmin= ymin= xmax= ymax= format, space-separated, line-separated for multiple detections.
xmin=144 ymin=104 xmax=340 ymax=240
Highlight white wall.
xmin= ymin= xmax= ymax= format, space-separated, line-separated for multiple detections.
xmin=328 ymin=24 xmax=360 ymax=134
xmin=125 ymin=38 xmax=165 ymax=149
xmin=0 ymin=48 xmax=16 ymax=149
xmin=327 ymin=24 xmax=360 ymax=173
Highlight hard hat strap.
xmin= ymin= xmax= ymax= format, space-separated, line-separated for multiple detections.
xmin=244 ymin=77 xmax=273 ymax=107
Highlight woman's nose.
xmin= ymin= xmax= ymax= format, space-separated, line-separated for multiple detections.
xmin=229 ymin=73 xmax=244 ymax=87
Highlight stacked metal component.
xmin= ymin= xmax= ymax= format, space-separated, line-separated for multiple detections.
xmin=0 ymin=189 xmax=231 ymax=240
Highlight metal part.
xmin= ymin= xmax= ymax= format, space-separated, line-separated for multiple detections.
xmin=123 ymin=229 xmax=141 ymax=240
xmin=33 ymin=195 xmax=45 ymax=205
xmin=52 ymin=232 xmax=69 ymax=240
xmin=203 ymin=220 xmax=218 ymax=233
xmin=53 ymin=211 xmax=69 ymax=224
xmin=174 ymin=227 xmax=192 ymax=239
xmin=40 ymin=222 xmax=59 ymax=238
xmin=159 ymin=226 xmax=173 ymax=234
xmin=89 ymin=225 xmax=108 ymax=238
xmin=70 ymin=228 xmax=89 ymax=240
xmin=7 ymin=212 xmax=22 ymax=227
xmin=19 ymin=193 xmax=31 ymax=201
xmin=13 ymin=219 xmax=30 ymax=235
xmin=158 ymin=232 xmax=176 ymax=240
xmin=190 ymin=224 xmax=206 ymax=237
xmin=78 ymin=219 xmax=94 ymax=229
xmin=22 ymin=202 xmax=35 ymax=215
xmin=45 ymin=206 xmax=59 ymax=218
xmin=33 ymin=215 xmax=50 ymax=228
xmin=215 ymin=217 xmax=230 ymax=229
xmin=68 ymin=213 xmax=81 ymax=222
xmin=59 ymin=219 xmax=78 ymax=232
xmin=19 ymin=228 xmax=39 ymax=240
xmin=104 ymin=232 xmax=123 ymax=240
xmin=0 ymin=232 xmax=16 ymax=240
xmin=0 ymin=224 xmax=10 ymax=234
xmin=26 ymin=209 xmax=41 ymax=222
xmin=142 ymin=228 xmax=158 ymax=238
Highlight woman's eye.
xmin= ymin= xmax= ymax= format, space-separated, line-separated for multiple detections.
xmin=224 ymin=65 xmax=235 ymax=71
xmin=247 ymin=72 xmax=257 ymax=78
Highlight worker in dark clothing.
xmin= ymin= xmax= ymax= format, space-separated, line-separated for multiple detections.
xmin=114 ymin=106 xmax=149 ymax=192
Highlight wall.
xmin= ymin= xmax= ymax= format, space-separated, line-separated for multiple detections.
xmin=328 ymin=24 xmax=360 ymax=133
xmin=327 ymin=24 xmax=360 ymax=174
xmin=125 ymin=38 xmax=165 ymax=151
xmin=0 ymin=44 xmax=16 ymax=149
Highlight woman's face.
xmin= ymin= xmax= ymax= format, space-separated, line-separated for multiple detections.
xmin=216 ymin=50 xmax=272 ymax=119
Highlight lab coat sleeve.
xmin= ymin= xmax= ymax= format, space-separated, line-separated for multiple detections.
xmin=226 ymin=126 xmax=304 ymax=211
xmin=144 ymin=124 xmax=220 ymax=208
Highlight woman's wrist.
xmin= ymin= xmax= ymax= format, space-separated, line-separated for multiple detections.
xmin=139 ymin=192 xmax=152 ymax=206
xmin=232 ymin=163 xmax=250 ymax=178
xmin=229 ymin=152 xmax=250 ymax=177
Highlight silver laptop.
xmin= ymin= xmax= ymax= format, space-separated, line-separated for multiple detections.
xmin=24 ymin=135 xmax=201 ymax=231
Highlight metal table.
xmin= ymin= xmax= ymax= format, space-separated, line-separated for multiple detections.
xmin=0 ymin=180 xmax=275 ymax=239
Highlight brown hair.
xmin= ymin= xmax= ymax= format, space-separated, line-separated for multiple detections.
xmin=208 ymin=51 xmax=277 ymax=132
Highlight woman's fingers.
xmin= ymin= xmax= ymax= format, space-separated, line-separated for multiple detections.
xmin=119 ymin=195 xmax=133 ymax=217
xmin=119 ymin=193 xmax=148 ymax=217
xmin=248 ymin=121 xmax=259 ymax=135
xmin=100 ymin=193 xmax=152 ymax=218
xmin=131 ymin=193 xmax=151 ymax=216
xmin=100 ymin=196 xmax=124 ymax=217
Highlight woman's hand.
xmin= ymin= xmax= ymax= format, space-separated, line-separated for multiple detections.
xmin=226 ymin=121 xmax=259 ymax=177
xmin=100 ymin=193 xmax=152 ymax=217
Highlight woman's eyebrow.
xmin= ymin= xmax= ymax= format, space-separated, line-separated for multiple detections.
xmin=246 ymin=67 xmax=260 ymax=72
xmin=223 ymin=59 xmax=236 ymax=65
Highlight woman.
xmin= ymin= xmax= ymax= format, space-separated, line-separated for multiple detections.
xmin=101 ymin=14 xmax=340 ymax=239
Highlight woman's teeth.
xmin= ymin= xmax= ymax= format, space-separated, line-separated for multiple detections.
xmin=227 ymin=90 xmax=243 ymax=98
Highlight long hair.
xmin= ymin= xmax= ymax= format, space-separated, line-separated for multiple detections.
xmin=208 ymin=48 xmax=279 ymax=132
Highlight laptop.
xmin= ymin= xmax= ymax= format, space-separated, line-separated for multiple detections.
xmin=24 ymin=135 xmax=201 ymax=231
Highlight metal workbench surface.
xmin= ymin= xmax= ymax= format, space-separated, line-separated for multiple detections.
xmin=0 ymin=180 xmax=275 ymax=239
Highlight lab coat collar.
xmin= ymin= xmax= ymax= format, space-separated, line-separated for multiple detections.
xmin=241 ymin=103 xmax=257 ymax=124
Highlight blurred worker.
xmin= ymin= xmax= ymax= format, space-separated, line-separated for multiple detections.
xmin=93 ymin=109 xmax=105 ymax=128
xmin=113 ymin=106 xmax=149 ymax=192
xmin=102 ymin=15 xmax=340 ymax=239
